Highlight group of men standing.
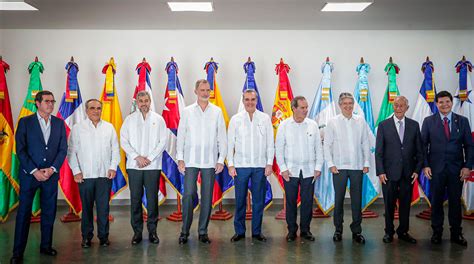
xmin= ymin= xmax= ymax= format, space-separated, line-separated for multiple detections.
xmin=10 ymin=81 xmax=471 ymax=263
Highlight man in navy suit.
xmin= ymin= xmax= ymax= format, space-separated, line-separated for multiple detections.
xmin=376 ymin=96 xmax=423 ymax=244
xmin=421 ymin=91 xmax=472 ymax=246
xmin=11 ymin=91 xmax=67 ymax=263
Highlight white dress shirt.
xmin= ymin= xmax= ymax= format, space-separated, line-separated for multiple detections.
xmin=37 ymin=112 xmax=51 ymax=144
xmin=393 ymin=116 xmax=405 ymax=139
xmin=176 ymin=102 xmax=227 ymax=168
xmin=67 ymin=119 xmax=120 ymax=179
xmin=120 ymin=111 xmax=168 ymax=170
xmin=324 ymin=114 xmax=370 ymax=170
xmin=275 ymin=117 xmax=324 ymax=178
xmin=227 ymin=110 xmax=274 ymax=168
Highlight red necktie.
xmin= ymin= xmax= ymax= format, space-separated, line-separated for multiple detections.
xmin=443 ymin=117 xmax=450 ymax=140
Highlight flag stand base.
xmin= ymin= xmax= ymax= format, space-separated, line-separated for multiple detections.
xmin=362 ymin=209 xmax=378 ymax=218
xmin=60 ymin=210 xmax=81 ymax=223
xmin=275 ymin=208 xmax=286 ymax=220
xmin=416 ymin=208 xmax=431 ymax=220
xmin=463 ymin=212 xmax=474 ymax=220
xmin=142 ymin=213 xmax=162 ymax=222
xmin=95 ymin=214 xmax=114 ymax=222
xmin=210 ymin=203 xmax=233 ymax=221
xmin=312 ymin=208 xmax=330 ymax=218
xmin=245 ymin=193 xmax=252 ymax=220
xmin=394 ymin=208 xmax=399 ymax=219
xmin=31 ymin=215 xmax=41 ymax=223
xmin=167 ymin=196 xmax=183 ymax=222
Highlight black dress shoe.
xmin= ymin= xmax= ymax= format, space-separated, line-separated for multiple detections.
xmin=149 ymin=233 xmax=160 ymax=244
xmin=286 ymin=233 xmax=297 ymax=242
xmin=230 ymin=234 xmax=245 ymax=242
xmin=383 ymin=234 xmax=393 ymax=243
xmin=450 ymin=234 xmax=468 ymax=246
xmin=10 ymin=256 xmax=22 ymax=264
xmin=131 ymin=233 xmax=142 ymax=245
xmin=431 ymin=234 xmax=442 ymax=244
xmin=352 ymin=233 xmax=366 ymax=244
xmin=333 ymin=232 xmax=342 ymax=242
xmin=178 ymin=233 xmax=188 ymax=244
xmin=100 ymin=239 xmax=110 ymax=247
xmin=252 ymin=234 xmax=267 ymax=242
xmin=40 ymin=247 xmax=58 ymax=256
xmin=301 ymin=231 xmax=315 ymax=241
xmin=198 ymin=234 xmax=211 ymax=244
xmin=398 ymin=233 xmax=417 ymax=244
xmin=81 ymin=238 xmax=92 ymax=248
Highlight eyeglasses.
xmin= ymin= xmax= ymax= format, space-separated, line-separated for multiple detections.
xmin=43 ymin=100 xmax=56 ymax=104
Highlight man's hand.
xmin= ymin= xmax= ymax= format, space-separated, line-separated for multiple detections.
xmin=281 ymin=170 xmax=291 ymax=182
xmin=363 ymin=167 xmax=369 ymax=174
xmin=411 ymin=172 xmax=418 ymax=184
xmin=215 ymin=163 xmax=224 ymax=174
xmin=378 ymin=174 xmax=387 ymax=184
xmin=229 ymin=166 xmax=237 ymax=177
xmin=264 ymin=165 xmax=273 ymax=177
xmin=107 ymin=169 xmax=117 ymax=179
xmin=424 ymin=167 xmax=432 ymax=180
xmin=33 ymin=170 xmax=48 ymax=182
xmin=135 ymin=156 xmax=150 ymax=168
xmin=74 ymin=173 xmax=84 ymax=183
xmin=330 ymin=166 xmax=339 ymax=174
xmin=41 ymin=168 xmax=54 ymax=179
xmin=460 ymin=168 xmax=471 ymax=181
xmin=313 ymin=170 xmax=321 ymax=182
xmin=178 ymin=160 xmax=186 ymax=174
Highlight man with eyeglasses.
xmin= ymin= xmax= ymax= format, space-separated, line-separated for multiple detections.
xmin=11 ymin=91 xmax=68 ymax=263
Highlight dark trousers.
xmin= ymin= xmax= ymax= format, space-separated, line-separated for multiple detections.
xmin=333 ymin=169 xmax=363 ymax=234
xmin=234 ymin=168 xmax=266 ymax=236
xmin=78 ymin=178 xmax=112 ymax=241
xmin=181 ymin=167 xmax=215 ymax=235
xmin=127 ymin=169 xmax=160 ymax=234
xmin=13 ymin=173 xmax=59 ymax=257
xmin=382 ymin=175 xmax=412 ymax=235
xmin=283 ymin=171 xmax=314 ymax=234
xmin=431 ymin=166 xmax=464 ymax=236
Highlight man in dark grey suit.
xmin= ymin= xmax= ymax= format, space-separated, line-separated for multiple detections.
xmin=375 ymin=96 xmax=424 ymax=244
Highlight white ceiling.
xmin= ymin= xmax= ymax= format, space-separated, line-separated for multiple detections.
xmin=0 ymin=0 xmax=473 ymax=29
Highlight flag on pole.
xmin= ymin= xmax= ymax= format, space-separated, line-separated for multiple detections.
xmin=57 ymin=60 xmax=86 ymax=215
xmin=100 ymin=58 xmax=128 ymax=199
xmin=452 ymin=58 xmax=474 ymax=214
xmin=271 ymin=59 xmax=295 ymax=198
xmin=411 ymin=59 xmax=438 ymax=206
xmin=237 ymin=60 xmax=273 ymax=209
xmin=352 ymin=62 xmax=381 ymax=211
xmin=131 ymin=60 xmax=166 ymax=206
xmin=204 ymin=59 xmax=234 ymax=207
xmin=309 ymin=60 xmax=337 ymax=214
xmin=0 ymin=58 xmax=18 ymax=222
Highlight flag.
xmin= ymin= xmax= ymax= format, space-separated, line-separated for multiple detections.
xmin=57 ymin=60 xmax=86 ymax=215
xmin=204 ymin=59 xmax=234 ymax=207
xmin=0 ymin=58 xmax=18 ymax=222
xmin=100 ymin=58 xmax=128 ymax=199
xmin=352 ymin=62 xmax=381 ymax=211
xmin=271 ymin=59 xmax=295 ymax=199
xmin=236 ymin=60 xmax=273 ymax=209
xmin=376 ymin=62 xmax=421 ymax=205
xmin=309 ymin=60 xmax=337 ymax=214
xmin=131 ymin=61 xmax=167 ymax=207
xmin=452 ymin=58 xmax=474 ymax=214
xmin=161 ymin=60 xmax=199 ymax=210
xmin=411 ymin=60 xmax=438 ymax=206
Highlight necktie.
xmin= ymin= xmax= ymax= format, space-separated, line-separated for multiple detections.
xmin=443 ymin=117 xmax=450 ymax=139
xmin=398 ymin=120 xmax=404 ymax=143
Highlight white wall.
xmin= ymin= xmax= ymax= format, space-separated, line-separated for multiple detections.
xmin=1 ymin=29 xmax=473 ymax=201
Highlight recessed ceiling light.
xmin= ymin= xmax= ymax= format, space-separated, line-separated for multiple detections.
xmin=168 ymin=2 xmax=213 ymax=12
xmin=0 ymin=1 xmax=38 ymax=11
xmin=321 ymin=2 xmax=372 ymax=12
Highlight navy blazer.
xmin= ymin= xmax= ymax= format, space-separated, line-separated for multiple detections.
xmin=421 ymin=112 xmax=473 ymax=173
xmin=375 ymin=116 xmax=424 ymax=181
xmin=15 ymin=113 xmax=67 ymax=175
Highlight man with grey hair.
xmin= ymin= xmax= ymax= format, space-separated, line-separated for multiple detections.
xmin=68 ymin=99 xmax=120 ymax=248
xmin=177 ymin=79 xmax=227 ymax=244
xmin=324 ymin=92 xmax=370 ymax=244
xmin=121 ymin=91 xmax=168 ymax=245
xmin=376 ymin=96 xmax=423 ymax=244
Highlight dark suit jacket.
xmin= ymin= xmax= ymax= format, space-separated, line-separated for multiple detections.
xmin=15 ymin=113 xmax=67 ymax=176
xmin=421 ymin=112 xmax=473 ymax=173
xmin=375 ymin=116 xmax=424 ymax=181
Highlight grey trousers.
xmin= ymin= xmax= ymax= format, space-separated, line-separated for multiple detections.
xmin=333 ymin=169 xmax=363 ymax=234
xmin=181 ymin=167 xmax=215 ymax=235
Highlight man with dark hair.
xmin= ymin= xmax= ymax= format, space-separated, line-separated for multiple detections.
xmin=421 ymin=90 xmax=472 ymax=246
xmin=276 ymin=96 xmax=323 ymax=242
xmin=11 ymin=91 xmax=67 ymax=263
